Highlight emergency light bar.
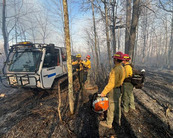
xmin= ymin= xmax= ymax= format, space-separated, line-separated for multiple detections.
xmin=18 ymin=41 xmax=32 ymax=45
xmin=10 ymin=42 xmax=34 ymax=51
xmin=10 ymin=42 xmax=57 ymax=52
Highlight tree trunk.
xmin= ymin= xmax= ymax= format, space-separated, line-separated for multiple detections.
xmin=14 ymin=0 xmax=18 ymax=43
xmin=128 ymin=0 xmax=140 ymax=62
xmin=147 ymin=27 xmax=152 ymax=63
xmin=91 ymin=0 xmax=99 ymax=77
xmin=88 ymin=39 xmax=96 ymax=79
xmin=167 ymin=12 xmax=173 ymax=69
xmin=141 ymin=6 xmax=148 ymax=64
xmin=165 ymin=17 xmax=168 ymax=66
xmin=117 ymin=27 xmax=121 ymax=50
xmin=62 ymin=0 xmax=74 ymax=114
xmin=88 ymin=40 xmax=96 ymax=67
xmin=86 ymin=30 xmax=96 ymax=79
xmin=133 ymin=24 xmax=138 ymax=65
xmin=112 ymin=1 xmax=116 ymax=54
xmin=2 ymin=0 xmax=8 ymax=58
xmin=104 ymin=0 xmax=112 ymax=70
xmin=97 ymin=36 xmax=101 ymax=63
xmin=156 ymin=35 xmax=159 ymax=67
xmin=125 ymin=0 xmax=131 ymax=54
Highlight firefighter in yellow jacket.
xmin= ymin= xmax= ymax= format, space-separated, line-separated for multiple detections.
xmin=82 ymin=55 xmax=91 ymax=85
xmin=122 ymin=54 xmax=135 ymax=113
xmin=72 ymin=54 xmax=84 ymax=89
xmin=100 ymin=52 xmax=125 ymax=128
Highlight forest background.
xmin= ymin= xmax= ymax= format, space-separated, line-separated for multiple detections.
xmin=0 ymin=0 xmax=173 ymax=73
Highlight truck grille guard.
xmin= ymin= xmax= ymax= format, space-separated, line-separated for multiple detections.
xmin=0 ymin=73 xmax=38 ymax=88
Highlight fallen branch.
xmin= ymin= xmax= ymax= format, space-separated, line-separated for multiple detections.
xmin=57 ymin=72 xmax=78 ymax=121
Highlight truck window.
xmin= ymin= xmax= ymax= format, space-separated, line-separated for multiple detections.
xmin=9 ymin=51 xmax=42 ymax=72
xmin=62 ymin=53 xmax=66 ymax=62
xmin=61 ymin=48 xmax=67 ymax=62
xmin=43 ymin=49 xmax=60 ymax=68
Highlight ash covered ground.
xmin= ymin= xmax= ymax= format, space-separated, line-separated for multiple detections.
xmin=0 ymin=68 xmax=173 ymax=138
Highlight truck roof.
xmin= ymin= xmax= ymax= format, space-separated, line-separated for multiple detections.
xmin=10 ymin=42 xmax=65 ymax=52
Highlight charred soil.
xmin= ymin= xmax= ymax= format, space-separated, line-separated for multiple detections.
xmin=0 ymin=68 xmax=173 ymax=137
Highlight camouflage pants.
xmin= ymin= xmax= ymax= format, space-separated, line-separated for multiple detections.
xmin=107 ymin=88 xmax=122 ymax=126
xmin=122 ymin=82 xmax=135 ymax=112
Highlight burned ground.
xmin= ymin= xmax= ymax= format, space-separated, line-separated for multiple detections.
xmin=0 ymin=68 xmax=173 ymax=138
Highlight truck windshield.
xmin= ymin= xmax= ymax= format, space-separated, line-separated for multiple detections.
xmin=9 ymin=51 xmax=42 ymax=72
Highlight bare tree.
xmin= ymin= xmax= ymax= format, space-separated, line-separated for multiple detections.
xmin=91 ymin=0 xmax=99 ymax=78
xmin=62 ymin=0 xmax=74 ymax=114
xmin=159 ymin=0 xmax=173 ymax=68
xmin=110 ymin=0 xmax=117 ymax=54
xmin=2 ymin=0 xmax=8 ymax=57
xmin=141 ymin=3 xmax=149 ymax=64
xmin=129 ymin=0 xmax=141 ymax=62
xmin=168 ymin=13 xmax=173 ymax=69
xmin=125 ymin=0 xmax=131 ymax=54
xmin=164 ymin=16 xmax=168 ymax=65
xmin=85 ymin=29 xmax=97 ymax=78
xmin=36 ymin=12 xmax=50 ymax=43
xmin=103 ymin=0 xmax=112 ymax=70
xmin=1 ymin=0 xmax=41 ymax=55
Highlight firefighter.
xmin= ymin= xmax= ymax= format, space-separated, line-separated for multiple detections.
xmin=82 ymin=55 xmax=91 ymax=85
xmin=100 ymin=52 xmax=125 ymax=128
xmin=122 ymin=54 xmax=135 ymax=113
xmin=72 ymin=54 xmax=84 ymax=89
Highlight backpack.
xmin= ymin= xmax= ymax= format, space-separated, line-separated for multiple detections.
xmin=124 ymin=64 xmax=145 ymax=89
xmin=131 ymin=68 xmax=145 ymax=89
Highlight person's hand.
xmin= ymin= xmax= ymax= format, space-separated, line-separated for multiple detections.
xmin=100 ymin=93 xmax=106 ymax=97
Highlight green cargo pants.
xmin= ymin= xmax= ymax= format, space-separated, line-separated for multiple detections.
xmin=78 ymin=70 xmax=84 ymax=89
xmin=122 ymin=82 xmax=135 ymax=112
xmin=107 ymin=88 xmax=122 ymax=126
xmin=86 ymin=69 xmax=91 ymax=84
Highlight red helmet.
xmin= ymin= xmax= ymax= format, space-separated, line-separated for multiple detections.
xmin=112 ymin=51 xmax=124 ymax=60
xmin=123 ymin=54 xmax=131 ymax=61
xmin=86 ymin=55 xmax=91 ymax=59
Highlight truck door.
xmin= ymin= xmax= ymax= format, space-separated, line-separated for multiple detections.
xmin=41 ymin=49 xmax=63 ymax=89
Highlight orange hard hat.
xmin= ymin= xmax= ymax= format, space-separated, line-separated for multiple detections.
xmin=112 ymin=51 xmax=124 ymax=60
xmin=123 ymin=54 xmax=131 ymax=61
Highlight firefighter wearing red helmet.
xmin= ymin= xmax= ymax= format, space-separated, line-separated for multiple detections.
xmin=122 ymin=54 xmax=135 ymax=113
xmin=82 ymin=55 xmax=91 ymax=85
xmin=99 ymin=51 xmax=125 ymax=128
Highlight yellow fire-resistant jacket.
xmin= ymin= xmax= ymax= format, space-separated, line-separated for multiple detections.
xmin=72 ymin=60 xmax=83 ymax=71
xmin=82 ymin=60 xmax=91 ymax=69
xmin=124 ymin=62 xmax=133 ymax=78
xmin=101 ymin=63 xmax=125 ymax=95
